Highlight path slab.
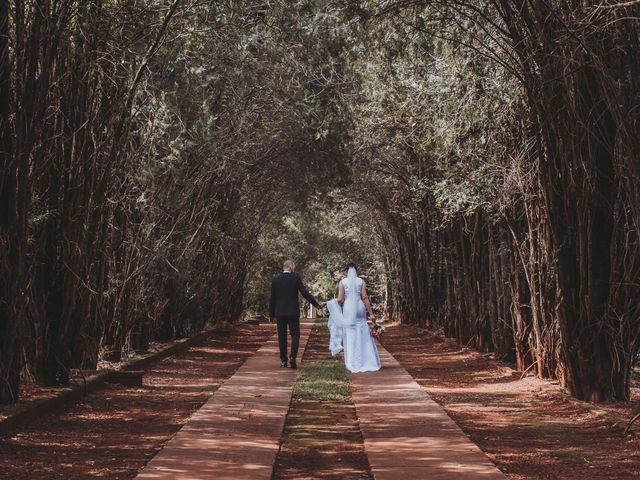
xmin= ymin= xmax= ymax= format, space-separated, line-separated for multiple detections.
xmin=136 ymin=320 xmax=312 ymax=480
xmin=352 ymin=344 xmax=506 ymax=480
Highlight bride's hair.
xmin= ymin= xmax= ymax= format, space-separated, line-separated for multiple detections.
xmin=345 ymin=262 xmax=358 ymax=274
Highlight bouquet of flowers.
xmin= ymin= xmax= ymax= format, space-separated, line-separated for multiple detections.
xmin=371 ymin=323 xmax=385 ymax=338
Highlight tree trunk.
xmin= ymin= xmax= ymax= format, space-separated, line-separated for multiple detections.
xmin=0 ymin=0 xmax=22 ymax=404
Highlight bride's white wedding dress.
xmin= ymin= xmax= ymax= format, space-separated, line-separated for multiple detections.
xmin=327 ymin=269 xmax=381 ymax=373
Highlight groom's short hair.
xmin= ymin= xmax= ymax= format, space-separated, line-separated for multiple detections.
xmin=283 ymin=259 xmax=295 ymax=270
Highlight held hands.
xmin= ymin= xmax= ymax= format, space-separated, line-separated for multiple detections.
xmin=318 ymin=302 xmax=327 ymax=309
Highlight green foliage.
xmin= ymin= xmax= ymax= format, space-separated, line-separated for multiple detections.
xmin=123 ymin=0 xmax=361 ymax=336
xmin=2 ymin=0 xmax=637 ymax=404
xmin=246 ymin=191 xmax=387 ymax=317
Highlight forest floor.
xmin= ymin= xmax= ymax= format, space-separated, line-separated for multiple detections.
xmin=2 ymin=320 xmax=640 ymax=479
xmin=0 ymin=324 xmax=273 ymax=480
xmin=380 ymin=323 xmax=640 ymax=480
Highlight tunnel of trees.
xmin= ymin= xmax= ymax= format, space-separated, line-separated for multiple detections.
xmin=0 ymin=0 xmax=638 ymax=405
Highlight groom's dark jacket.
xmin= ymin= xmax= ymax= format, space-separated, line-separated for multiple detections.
xmin=269 ymin=272 xmax=320 ymax=318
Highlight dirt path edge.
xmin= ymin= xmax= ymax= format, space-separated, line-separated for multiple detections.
xmin=0 ymin=326 xmax=230 ymax=435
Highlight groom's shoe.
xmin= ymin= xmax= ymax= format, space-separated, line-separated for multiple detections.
xmin=280 ymin=360 xmax=288 ymax=368
xmin=289 ymin=357 xmax=297 ymax=369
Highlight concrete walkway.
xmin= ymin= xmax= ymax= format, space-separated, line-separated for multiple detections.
xmin=352 ymin=344 xmax=506 ymax=480
xmin=137 ymin=321 xmax=506 ymax=480
xmin=136 ymin=320 xmax=313 ymax=480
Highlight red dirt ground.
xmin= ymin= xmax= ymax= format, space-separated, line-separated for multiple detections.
xmin=9 ymin=338 xmax=183 ymax=407
xmin=0 ymin=324 xmax=273 ymax=480
xmin=380 ymin=323 xmax=640 ymax=480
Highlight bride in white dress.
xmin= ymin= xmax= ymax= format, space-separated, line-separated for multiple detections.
xmin=327 ymin=263 xmax=381 ymax=373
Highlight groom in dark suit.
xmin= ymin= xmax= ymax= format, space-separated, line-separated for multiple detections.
xmin=269 ymin=259 xmax=324 ymax=369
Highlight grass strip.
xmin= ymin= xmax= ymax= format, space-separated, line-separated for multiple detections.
xmin=292 ymin=320 xmax=351 ymax=402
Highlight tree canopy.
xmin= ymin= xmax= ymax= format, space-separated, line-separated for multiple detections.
xmin=1 ymin=0 xmax=638 ymax=403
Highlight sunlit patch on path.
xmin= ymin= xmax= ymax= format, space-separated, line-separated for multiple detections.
xmin=352 ymin=345 xmax=506 ymax=479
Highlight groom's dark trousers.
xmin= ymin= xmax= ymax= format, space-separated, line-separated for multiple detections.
xmin=276 ymin=316 xmax=301 ymax=362
xmin=269 ymin=272 xmax=320 ymax=362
